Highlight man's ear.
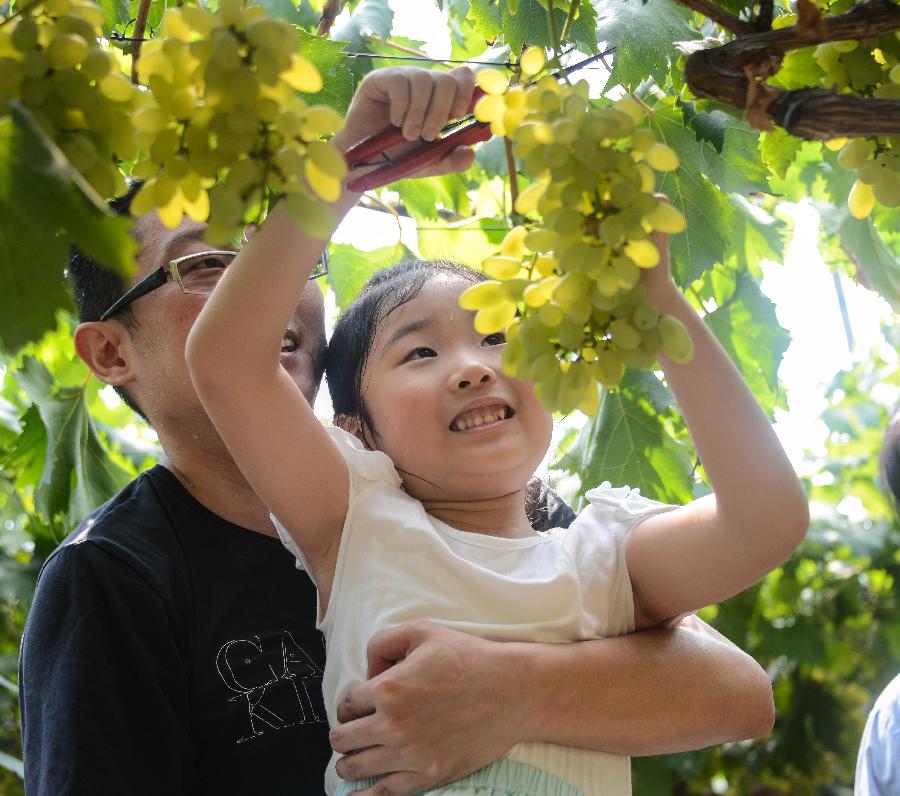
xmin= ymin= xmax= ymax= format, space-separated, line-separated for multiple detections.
xmin=73 ymin=321 xmax=137 ymax=388
xmin=335 ymin=414 xmax=367 ymax=446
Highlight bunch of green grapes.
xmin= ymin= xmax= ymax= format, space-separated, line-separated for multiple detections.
xmin=814 ymin=34 xmax=900 ymax=218
xmin=460 ymin=49 xmax=692 ymax=416
xmin=131 ymin=0 xmax=346 ymax=244
xmin=0 ymin=0 xmax=141 ymax=197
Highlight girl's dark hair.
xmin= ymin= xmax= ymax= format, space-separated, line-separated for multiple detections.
xmin=326 ymin=259 xmax=485 ymax=448
xmin=325 ymin=258 xmax=553 ymax=528
xmin=881 ymin=415 xmax=900 ymax=511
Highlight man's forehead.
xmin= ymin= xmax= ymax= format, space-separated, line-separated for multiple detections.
xmin=133 ymin=213 xmax=211 ymax=279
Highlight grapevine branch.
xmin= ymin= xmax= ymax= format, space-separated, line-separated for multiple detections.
xmin=317 ymin=0 xmax=344 ymax=37
xmin=681 ymin=0 xmax=900 ymax=139
xmin=673 ymin=0 xmax=753 ymax=36
xmin=130 ymin=0 xmax=152 ymax=84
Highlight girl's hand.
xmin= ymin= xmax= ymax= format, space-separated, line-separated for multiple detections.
xmin=332 ymin=66 xmax=478 ymax=182
xmin=640 ymin=198 xmax=681 ymax=312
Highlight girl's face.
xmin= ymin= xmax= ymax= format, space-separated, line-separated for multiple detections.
xmin=358 ymin=275 xmax=553 ymax=503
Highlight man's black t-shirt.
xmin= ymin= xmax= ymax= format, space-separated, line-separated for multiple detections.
xmin=19 ymin=465 xmax=576 ymax=795
xmin=20 ymin=465 xmax=332 ymax=795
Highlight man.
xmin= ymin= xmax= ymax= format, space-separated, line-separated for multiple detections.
xmin=20 ymin=69 xmax=775 ymax=795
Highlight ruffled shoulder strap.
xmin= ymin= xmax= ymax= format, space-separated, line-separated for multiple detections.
xmin=325 ymin=425 xmax=403 ymax=488
xmin=583 ymin=481 xmax=672 ymax=522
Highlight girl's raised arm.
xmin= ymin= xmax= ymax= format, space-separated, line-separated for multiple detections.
xmin=185 ymin=67 xmax=477 ymax=598
xmin=625 ymin=232 xmax=809 ymax=629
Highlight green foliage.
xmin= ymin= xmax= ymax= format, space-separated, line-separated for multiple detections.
xmin=0 ymin=105 xmax=136 ymax=351
xmin=594 ymin=0 xmax=698 ymax=88
xmin=2 ymin=0 xmax=900 ymax=793
xmin=558 ymin=370 xmax=695 ymax=506
xmin=327 ymin=241 xmax=412 ymax=309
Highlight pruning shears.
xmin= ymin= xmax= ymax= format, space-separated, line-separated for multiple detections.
xmin=342 ymin=49 xmax=615 ymax=193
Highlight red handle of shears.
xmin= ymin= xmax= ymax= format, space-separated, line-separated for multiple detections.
xmin=344 ymin=86 xmax=486 ymax=169
xmin=345 ymin=120 xmax=491 ymax=193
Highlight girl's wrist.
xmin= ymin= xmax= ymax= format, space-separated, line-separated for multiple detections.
xmin=645 ymin=280 xmax=688 ymax=316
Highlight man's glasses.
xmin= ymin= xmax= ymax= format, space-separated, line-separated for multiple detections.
xmin=98 ymin=248 xmax=329 ymax=322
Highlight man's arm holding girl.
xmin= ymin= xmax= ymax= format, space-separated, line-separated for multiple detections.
xmin=329 ymin=617 xmax=773 ymax=793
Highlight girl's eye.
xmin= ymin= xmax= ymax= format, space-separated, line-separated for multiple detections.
xmin=408 ymin=347 xmax=437 ymax=360
xmin=482 ymin=332 xmax=506 ymax=347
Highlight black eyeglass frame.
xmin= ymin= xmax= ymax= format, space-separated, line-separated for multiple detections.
xmin=98 ymin=248 xmax=330 ymax=322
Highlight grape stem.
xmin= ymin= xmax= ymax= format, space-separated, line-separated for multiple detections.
xmin=545 ymin=2 xmax=562 ymax=70
xmin=362 ymin=34 xmax=430 ymax=59
xmin=130 ymin=0 xmax=153 ymax=84
xmin=504 ymin=136 xmax=523 ymax=226
xmin=561 ymin=0 xmax=580 ymax=42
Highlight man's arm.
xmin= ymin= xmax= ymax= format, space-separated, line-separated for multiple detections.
xmin=329 ymin=620 xmax=773 ymax=794
xmin=20 ymin=544 xmax=194 ymax=795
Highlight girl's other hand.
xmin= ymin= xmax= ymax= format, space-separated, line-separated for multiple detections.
xmin=640 ymin=197 xmax=681 ymax=312
xmin=332 ymin=66 xmax=478 ymax=182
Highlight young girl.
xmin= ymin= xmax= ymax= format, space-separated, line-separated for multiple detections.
xmin=186 ymin=68 xmax=808 ymax=796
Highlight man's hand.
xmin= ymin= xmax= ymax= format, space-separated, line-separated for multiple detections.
xmin=329 ymin=621 xmax=521 ymax=796
xmin=332 ymin=67 xmax=478 ymax=184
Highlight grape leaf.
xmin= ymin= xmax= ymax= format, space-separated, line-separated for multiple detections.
xmin=258 ymin=0 xmax=320 ymax=28
xmin=470 ymin=0 xmax=502 ymax=42
xmin=500 ymin=0 xmax=597 ymax=56
xmin=475 ymin=136 xmax=508 ymax=178
xmin=0 ymin=107 xmax=136 ymax=350
xmin=727 ymin=194 xmax=786 ymax=277
xmin=296 ymin=29 xmax=355 ymax=113
xmin=594 ymin=0 xmax=700 ymax=89
xmin=705 ymin=271 xmax=790 ymax=415
xmin=327 ymin=242 xmax=411 ymax=309
xmin=771 ymin=47 xmax=823 ymax=91
xmin=2 ymin=404 xmax=46 ymax=487
xmin=0 ymin=104 xmax=136 ymax=272
xmin=333 ymin=0 xmax=394 ymax=46
xmin=662 ymin=103 xmax=769 ymax=196
xmin=651 ymin=156 xmax=733 ymax=287
xmin=14 ymin=357 xmax=130 ymax=529
xmin=818 ymin=203 xmax=900 ymax=311
xmin=759 ymin=128 xmax=804 ymax=181
xmin=418 ymin=218 xmax=502 ymax=269
xmin=332 ymin=0 xmax=394 ymax=80
xmin=395 ymin=173 xmax=471 ymax=220
xmin=98 ymin=0 xmax=130 ymax=33
xmin=559 ymin=370 xmax=694 ymax=507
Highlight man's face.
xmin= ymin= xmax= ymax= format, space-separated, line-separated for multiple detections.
xmin=122 ymin=213 xmax=327 ymax=433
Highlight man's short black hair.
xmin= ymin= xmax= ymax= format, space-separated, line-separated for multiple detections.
xmin=68 ymin=180 xmax=148 ymax=420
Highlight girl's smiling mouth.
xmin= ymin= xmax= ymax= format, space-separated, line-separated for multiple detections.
xmin=450 ymin=403 xmax=514 ymax=432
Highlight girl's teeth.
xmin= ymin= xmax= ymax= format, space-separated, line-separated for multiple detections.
xmin=455 ymin=409 xmax=506 ymax=430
